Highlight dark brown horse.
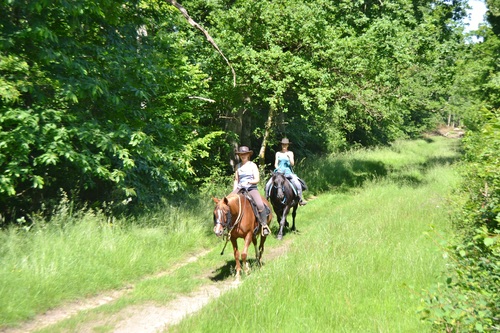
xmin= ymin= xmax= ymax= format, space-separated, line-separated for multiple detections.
xmin=268 ymin=172 xmax=299 ymax=240
xmin=212 ymin=193 xmax=272 ymax=278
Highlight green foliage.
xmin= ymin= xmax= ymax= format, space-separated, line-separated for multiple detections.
xmin=0 ymin=0 xmax=227 ymax=223
xmin=421 ymin=112 xmax=500 ymax=331
xmin=184 ymin=0 xmax=468 ymax=155
xmin=419 ymin=4 xmax=500 ymax=330
xmin=0 ymin=0 xmax=474 ymax=224
xmin=421 ymin=227 xmax=500 ymax=332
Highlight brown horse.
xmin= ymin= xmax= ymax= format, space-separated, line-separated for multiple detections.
xmin=212 ymin=193 xmax=272 ymax=278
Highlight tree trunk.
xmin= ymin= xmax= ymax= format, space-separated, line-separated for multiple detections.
xmin=258 ymin=102 xmax=277 ymax=168
xmin=224 ymin=95 xmax=252 ymax=170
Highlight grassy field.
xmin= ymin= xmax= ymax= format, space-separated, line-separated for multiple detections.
xmin=171 ymin=137 xmax=462 ymax=333
xmin=0 ymin=136 xmax=463 ymax=332
xmin=0 ymin=201 xmax=218 ymax=327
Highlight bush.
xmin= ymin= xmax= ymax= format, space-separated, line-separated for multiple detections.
xmin=421 ymin=111 xmax=500 ymax=332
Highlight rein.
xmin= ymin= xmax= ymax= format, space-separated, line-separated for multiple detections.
xmin=273 ymin=175 xmax=288 ymax=204
xmin=273 ymin=183 xmax=287 ymax=204
xmin=220 ymin=194 xmax=244 ymax=255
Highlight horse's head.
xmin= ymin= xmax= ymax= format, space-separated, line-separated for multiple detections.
xmin=272 ymin=172 xmax=286 ymax=200
xmin=212 ymin=197 xmax=232 ymax=237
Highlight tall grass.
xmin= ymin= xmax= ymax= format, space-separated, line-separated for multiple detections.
xmin=0 ymin=199 xmax=216 ymax=327
xmin=171 ymin=137 xmax=462 ymax=332
xmin=302 ymin=137 xmax=461 ymax=193
xmin=0 ymin=136 xmax=463 ymax=332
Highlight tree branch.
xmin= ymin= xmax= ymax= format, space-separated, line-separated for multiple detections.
xmin=188 ymin=96 xmax=215 ymax=103
xmin=166 ymin=0 xmax=237 ymax=87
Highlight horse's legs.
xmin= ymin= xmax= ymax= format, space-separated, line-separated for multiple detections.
xmin=241 ymin=233 xmax=253 ymax=275
xmin=252 ymin=235 xmax=260 ymax=266
xmin=291 ymin=204 xmax=297 ymax=232
xmin=278 ymin=215 xmax=285 ymax=240
xmin=231 ymin=238 xmax=241 ymax=278
xmin=257 ymin=234 xmax=266 ymax=266
xmin=276 ymin=208 xmax=285 ymax=240
xmin=278 ymin=206 xmax=291 ymax=240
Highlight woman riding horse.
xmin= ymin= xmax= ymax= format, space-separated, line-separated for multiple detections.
xmin=232 ymin=146 xmax=271 ymax=236
xmin=265 ymin=138 xmax=307 ymax=205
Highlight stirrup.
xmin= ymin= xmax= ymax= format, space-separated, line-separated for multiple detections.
xmin=261 ymin=225 xmax=270 ymax=236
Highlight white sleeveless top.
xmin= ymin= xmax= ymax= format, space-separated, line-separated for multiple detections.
xmin=237 ymin=161 xmax=257 ymax=190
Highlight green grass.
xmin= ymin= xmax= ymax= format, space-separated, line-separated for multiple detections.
xmin=0 ymin=202 xmax=216 ymax=327
xmin=302 ymin=136 xmax=461 ymax=193
xmin=0 ymin=136 xmax=463 ymax=332
xmin=171 ymin=138 xmax=462 ymax=333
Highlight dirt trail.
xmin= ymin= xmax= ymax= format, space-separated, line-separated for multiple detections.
xmin=2 ymin=240 xmax=291 ymax=333
xmin=111 ymin=281 xmax=240 ymax=333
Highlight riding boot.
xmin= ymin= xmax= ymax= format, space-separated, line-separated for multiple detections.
xmin=298 ymin=189 xmax=307 ymax=206
xmin=258 ymin=210 xmax=270 ymax=236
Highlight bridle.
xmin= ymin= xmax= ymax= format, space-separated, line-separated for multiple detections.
xmin=214 ymin=194 xmax=245 ymax=254
xmin=213 ymin=204 xmax=232 ymax=230
xmin=272 ymin=173 xmax=287 ymax=203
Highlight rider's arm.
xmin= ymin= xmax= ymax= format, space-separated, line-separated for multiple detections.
xmin=274 ymin=152 xmax=279 ymax=169
xmin=233 ymin=170 xmax=239 ymax=191
xmin=249 ymin=163 xmax=260 ymax=184
xmin=287 ymin=151 xmax=295 ymax=166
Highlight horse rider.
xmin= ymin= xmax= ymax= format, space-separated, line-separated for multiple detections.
xmin=265 ymin=138 xmax=307 ymax=206
xmin=231 ymin=146 xmax=271 ymax=236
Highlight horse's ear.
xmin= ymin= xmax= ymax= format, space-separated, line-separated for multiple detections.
xmin=223 ymin=197 xmax=229 ymax=205
xmin=212 ymin=197 xmax=220 ymax=203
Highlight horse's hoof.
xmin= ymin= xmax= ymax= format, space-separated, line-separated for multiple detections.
xmin=244 ymin=263 xmax=251 ymax=275
xmin=277 ymin=234 xmax=283 ymax=241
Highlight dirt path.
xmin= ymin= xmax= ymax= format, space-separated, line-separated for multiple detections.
xmin=2 ymin=239 xmax=291 ymax=333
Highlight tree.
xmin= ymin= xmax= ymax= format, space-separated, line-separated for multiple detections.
xmin=0 ymin=0 xmax=224 ymax=223
xmin=178 ymin=0 xmax=468 ymax=161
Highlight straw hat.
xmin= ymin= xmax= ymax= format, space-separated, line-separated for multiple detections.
xmin=280 ymin=138 xmax=291 ymax=144
xmin=235 ymin=146 xmax=253 ymax=155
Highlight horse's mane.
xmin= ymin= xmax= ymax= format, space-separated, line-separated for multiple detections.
xmin=226 ymin=193 xmax=239 ymax=201
xmin=273 ymin=172 xmax=291 ymax=186
xmin=225 ymin=193 xmax=247 ymax=209
xmin=271 ymin=172 xmax=297 ymax=199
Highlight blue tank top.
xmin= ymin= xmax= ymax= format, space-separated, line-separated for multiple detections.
xmin=276 ymin=152 xmax=292 ymax=176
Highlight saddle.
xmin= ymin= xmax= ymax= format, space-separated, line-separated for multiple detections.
xmin=238 ymin=190 xmax=271 ymax=215
xmin=282 ymin=166 xmax=308 ymax=191
xmin=270 ymin=175 xmax=304 ymax=197
xmin=237 ymin=189 xmax=271 ymax=235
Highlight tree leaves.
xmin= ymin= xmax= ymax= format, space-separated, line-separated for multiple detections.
xmin=0 ymin=0 xmax=473 ymax=222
